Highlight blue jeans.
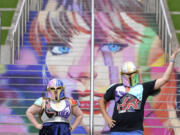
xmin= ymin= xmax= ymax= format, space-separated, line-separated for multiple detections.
xmin=110 ymin=130 xmax=143 ymax=135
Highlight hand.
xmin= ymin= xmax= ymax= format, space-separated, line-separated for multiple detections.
xmin=69 ymin=126 xmax=72 ymax=131
xmin=35 ymin=124 xmax=43 ymax=130
xmin=105 ymin=115 xmax=116 ymax=128
xmin=167 ymin=104 xmax=180 ymax=134
xmin=170 ymin=47 xmax=180 ymax=60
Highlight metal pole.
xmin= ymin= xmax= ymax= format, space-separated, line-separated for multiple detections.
xmin=158 ymin=8 xmax=162 ymax=38
xmin=162 ymin=19 xmax=165 ymax=48
xmin=12 ymin=38 xmax=15 ymax=64
xmin=24 ymin=1 xmax=27 ymax=32
xmin=17 ymin=24 xmax=20 ymax=59
xmin=0 ymin=12 xmax=1 ymax=63
xmin=90 ymin=0 xmax=95 ymax=134
xmin=144 ymin=0 xmax=147 ymax=12
xmin=21 ymin=12 xmax=24 ymax=46
xmin=169 ymin=38 xmax=172 ymax=60
xmin=153 ymin=0 xmax=155 ymax=13
xmin=0 ymin=12 xmax=1 ymax=46
xmin=27 ymin=0 xmax=30 ymax=21
xmin=164 ymin=30 xmax=168 ymax=62
xmin=155 ymin=0 xmax=159 ymax=24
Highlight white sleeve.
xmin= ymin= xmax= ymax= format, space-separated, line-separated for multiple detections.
xmin=34 ymin=97 xmax=43 ymax=106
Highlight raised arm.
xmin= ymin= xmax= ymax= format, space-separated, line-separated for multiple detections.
xmin=154 ymin=48 xmax=180 ymax=90
xmin=26 ymin=104 xmax=42 ymax=129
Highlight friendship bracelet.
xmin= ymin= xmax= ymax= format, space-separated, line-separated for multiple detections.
xmin=169 ymin=58 xmax=176 ymax=63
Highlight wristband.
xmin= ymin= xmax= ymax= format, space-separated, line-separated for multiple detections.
xmin=169 ymin=58 xmax=175 ymax=63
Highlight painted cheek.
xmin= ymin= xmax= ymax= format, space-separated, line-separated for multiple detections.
xmin=67 ymin=41 xmax=91 ymax=79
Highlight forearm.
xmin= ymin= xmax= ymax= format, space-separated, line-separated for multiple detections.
xmin=71 ymin=115 xmax=83 ymax=130
xmin=162 ymin=60 xmax=174 ymax=82
xmin=26 ymin=111 xmax=40 ymax=128
xmin=155 ymin=55 xmax=176 ymax=89
xmin=71 ymin=105 xmax=83 ymax=131
xmin=164 ymin=45 xmax=180 ymax=80
xmin=99 ymin=98 xmax=110 ymax=120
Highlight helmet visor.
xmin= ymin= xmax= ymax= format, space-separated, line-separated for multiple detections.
xmin=121 ymin=72 xmax=139 ymax=87
xmin=122 ymin=74 xmax=130 ymax=87
xmin=48 ymin=86 xmax=65 ymax=101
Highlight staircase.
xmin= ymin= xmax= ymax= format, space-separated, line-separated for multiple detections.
xmin=0 ymin=0 xmax=180 ymax=135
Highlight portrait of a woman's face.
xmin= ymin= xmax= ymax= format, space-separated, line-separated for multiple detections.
xmin=29 ymin=1 xmax=164 ymax=132
xmin=0 ymin=0 xmax=179 ymax=134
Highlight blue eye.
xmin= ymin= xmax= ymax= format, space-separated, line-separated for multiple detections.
xmin=51 ymin=45 xmax=70 ymax=55
xmin=108 ymin=44 xmax=120 ymax=52
xmin=101 ymin=43 xmax=127 ymax=52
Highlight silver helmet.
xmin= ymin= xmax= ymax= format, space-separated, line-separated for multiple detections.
xmin=47 ymin=78 xmax=65 ymax=101
xmin=121 ymin=61 xmax=139 ymax=87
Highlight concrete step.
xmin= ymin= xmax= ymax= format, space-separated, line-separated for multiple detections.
xmin=0 ymin=80 xmax=179 ymax=89
xmin=1 ymin=104 xmax=179 ymax=115
xmin=0 ymin=71 xmax=179 ymax=80
xmin=14 ymin=52 xmax=165 ymax=61
xmin=18 ymin=44 xmax=163 ymax=49
xmin=22 ymin=38 xmax=158 ymax=44
xmin=25 ymin=22 xmax=159 ymax=29
xmin=27 ymin=11 xmax=157 ymax=23
xmin=27 ymin=13 xmax=157 ymax=21
xmin=35 ymin=10 xmax=156 ymax=15
xmin=0 ymin=65 xmax=180 ymax=77
xmin=14 ymin=56 xmax=165 ymax=65
xmin=14 ymin=60 xmax=163 ymax=66
xmin=24 ymin=26 xmax=159 ymax=34
xmin=0 ymin=64 xmax=174 ymax=71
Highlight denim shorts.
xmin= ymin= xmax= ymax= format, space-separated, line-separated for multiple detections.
xmin=110 ymin=130 xmax=143 ymax=135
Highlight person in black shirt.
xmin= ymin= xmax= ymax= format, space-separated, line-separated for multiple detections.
xmin=99 ymin=48 xmax=180 ymax=135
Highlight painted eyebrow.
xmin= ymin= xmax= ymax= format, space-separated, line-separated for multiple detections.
xmin=47 ymin=43 xmax=72 ymax=48
xmin=102 ymin=43 xmax=128 ymax=47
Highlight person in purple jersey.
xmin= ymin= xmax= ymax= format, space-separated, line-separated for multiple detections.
xmin=99 ymin=48 xmax=180 ymax=135
xmin=26 ymin=78 xmax=83 ymax=135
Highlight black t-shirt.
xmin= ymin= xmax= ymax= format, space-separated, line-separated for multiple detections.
xmin=104 ymin=80 xmax=157 ymax=132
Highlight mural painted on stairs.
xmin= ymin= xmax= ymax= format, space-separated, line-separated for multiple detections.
xmin=0 ymin=0 xmax=180 ymax=134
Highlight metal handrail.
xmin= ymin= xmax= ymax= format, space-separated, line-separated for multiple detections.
xmin=0 ymin=12 xmax=1 ymax=63
xmin=11 ymin=0 xmax=26 ymax=64
xmin=144 ymin=0 xmax=172 ymax=62
xmin=160 ymin=0 xmax=172 ymax=61
xmin=11 ymin=0 xmax=43 ymax=64
xmin=160 ymin=0 xmax=172 ymax=39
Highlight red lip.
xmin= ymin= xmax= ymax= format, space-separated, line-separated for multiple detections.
xmin=79 ymin=90 xmax=103 ymax=97
xmin=78 ymin=90 xmax=104 ymax=114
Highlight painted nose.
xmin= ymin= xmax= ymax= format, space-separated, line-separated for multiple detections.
xmin=68 ymin=66 xmax=97 ymax=79
xmin=67 ymin=43 xmax=98 ymax=80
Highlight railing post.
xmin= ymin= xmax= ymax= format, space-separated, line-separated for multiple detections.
xmin=164 ymin=30 xmax=168 ymax=61
xmin=11 ymin=0 xmax=44 ymax=63
xmin=11 ymin=37 xmax=15 ymax=64
xmin=144 ymin=0 xmax=147 ymax=12
xmin=145 ymin=0 xmax=172 ymax=63
xmin=21 ymin=11 xmax=24 ymax=46
xmin=27 ymin=0 xmax=30 ymax=22
xmin=0 ymin=12 xmax=1 ymax=63
xmin=17 ymin=24 xmax=20 ymax=59
xmin=0 ymin=12 xmax=1 ymax=46
xmin=156 ymin=0 xmax=159 ymax=25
